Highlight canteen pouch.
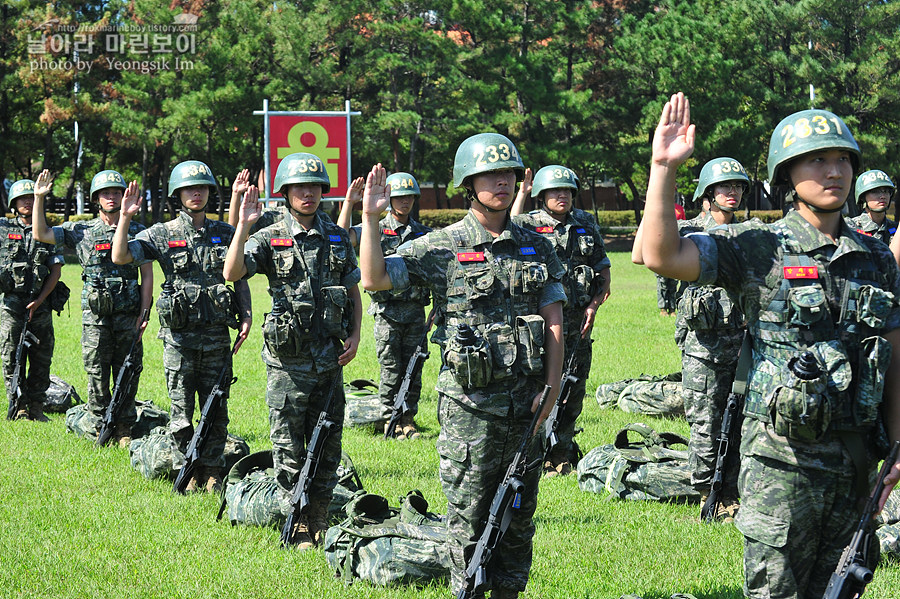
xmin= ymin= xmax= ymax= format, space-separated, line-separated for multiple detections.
xmin=681 ymin=286 xmax=737 ymax=330
xmin=484 ymin=322 xmax=517 ymax=382
xmin=206 ymin=283 xmax=238 ymax=328
xmin=463 ymin=266 xmax=495 ymax=301
xmin=11 ymin=261 xmax=30 ymax=289
xmin=156 ymin=285 xmax=190 ymax=330
xmin=771 ymin=354 xmax=831 ymax=442
xmin=572 ymin=264 xmax=595 ymax=307
xmin=787 ymin=286 xmax=828 ymax=327
xmin=87 ymin=280 xmax=115 ymax=316
xmin=443 ymin=327 xmax=493 ymax=389
xmin=853 ymin=286 xmax=895 ymax=329
xmin=262 ymin=309 xmax=303 ymax=358
xmin=576 ymin=233 xmax=595 ymax=256
xmin=321 ymin=285 xmax=350 ymax=338
xmin=855 ymin=336 xmax=891 ymax=426
xmin=515 ymin=314 xmax=545 ymax=377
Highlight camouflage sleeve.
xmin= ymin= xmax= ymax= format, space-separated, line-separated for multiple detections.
xmin=48 ymin=241 xmax=65 ymax=265
xmin=340 ymin=237 xmax=361 ymax=288
xmin=540 ymin=237 xmax=567 ymax=308
xmin=350 ymin=224 xmax=362 ymax=242
xmin=242 ymin=232 xmax=268 ymax=279
xmin=540 ymin=281 xmax=567 ymax=309
xmin=52 ymin=220 xmax=80 ymax=248
xmin=874 ymin=245 xmax=900 ymax=332
xmin=687 ymin=232 xmax=720 ymax=287
xmin=588 ymin=219 xmax=611 ymax=272
xmin=390 ymin=232 xmax=453 ymax=296
xmin=129 ymin=226 xmax=161 ymax=264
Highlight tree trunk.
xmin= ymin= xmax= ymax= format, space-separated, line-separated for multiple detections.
xmin=624 ymin=178 xmax=642 ymax=226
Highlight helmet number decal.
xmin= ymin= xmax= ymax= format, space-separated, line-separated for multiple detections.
xmin=184 ymin=163 xmax=211 ymax=178
xmin=552 ymin=168 xmax=575 ymax=181
xmin=711 ymin=160 xmax=745 ymax=177
xmin=474 ymin=143 xmax=518 ymax=167
xmin=289 ymin=158 xmax=321 ymax=175
xmin=390 ymin=177 xmax=415 ymax=191
xmin=780 ymin=115 xmax=844 ymax=149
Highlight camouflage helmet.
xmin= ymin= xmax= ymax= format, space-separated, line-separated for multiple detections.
xmin=273 ymin=152 xmax=331 ymax=195
xmin=692 ymin=157 xmax=750 ymax=212
xmin=168 ymin=160 xmax=216 ymax=198
xmin=452 ymin=133 xmax=525 ymax=189
xmin=8 ymin=179 xmax=36 ymax=206
xmin=531 ymin=165 xmax=579 ymax=199
xmin=855 ymin=169 xmax=895 ymax=208
xmin=386 ymin=172 xmax=420 ymax=199
xmin=89 ymin=170 xmax=127 ymax=201
xmin=767 ymin=109 xmax=860 ymax=184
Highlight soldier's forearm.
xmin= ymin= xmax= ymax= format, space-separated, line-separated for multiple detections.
xmin=234 ymin=280 xmax=252 ymax=321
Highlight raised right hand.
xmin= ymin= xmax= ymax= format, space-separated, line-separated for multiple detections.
xmin=652 ymin=92 xmax=695 ymax=169
xmin=362 ymin=164 xmax=391 ymax=216
xmin=122 ymin=180 xmax=142 ymax=217
xmin=239 ymin=185 xmax=261 ymax=226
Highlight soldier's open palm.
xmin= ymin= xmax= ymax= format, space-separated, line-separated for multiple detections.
xmin=363 ymin=163 xmax=391 ymax=215
xmin=34 ymin=169 xmax=53 ymax=197
xmin=240 ymin=186 xmax=261 ymax=225
xmin=652 ymin=92 xmax=695 ymax=169
xmin=122 ymin=181 xmax=142 ymax=216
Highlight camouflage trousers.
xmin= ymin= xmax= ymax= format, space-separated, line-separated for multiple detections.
xmin=0 ymin=299 xmax=54 ymax=414
xmin=163 ymin=340 xmax=231 ymax=469
xmin=437 ymin=390 xmax=541 ymax=594
xmin=656 ymin=275 xmax=679 ymax=312
xmin=374 ymin=312 xmax=426 ymax=420
xmin=681 ymin=353 xmax=740 ymax=493
xmin=554 ymin=327 xmax=592 ymax=462
xmin=83 ymin=313 xmax=143 ymax=426
xmin=736 ymin=453 xmax=868 ymax=599
xmin=266 ymin=360 xmax=345 ymax=505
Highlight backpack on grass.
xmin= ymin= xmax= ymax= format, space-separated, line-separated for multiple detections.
xmin=46 ymin=375 xmax=81 ymax=413
xmin=323 ymin=490 xmax=451 ymax=586
xmin=344 ymin=378 xmax=387 ymax=429
xmin=577 ymin=423 xmax=699 ymax=503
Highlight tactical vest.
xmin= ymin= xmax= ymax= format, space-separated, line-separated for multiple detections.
xmin=154 ymin=217 xmax=237 ymax=330
xmin=79 ymin=220 xmax=142 ymax=316
xmin=744 ymin=221 xmax=895 ymax=440
xmin=0 ymin=220 xmax=53 ymax=298
xmin=850 ymin=214 xmax=897 ymax=246
xmin=529 ymin=209 xmax=599 ymax=309
xmin=440 ymin=222 xmax=550 ymax=388
xmin=260 ymin=218 xmax=353 ymax=358
xmin=367 ymin=217 xmax=430 ymax=306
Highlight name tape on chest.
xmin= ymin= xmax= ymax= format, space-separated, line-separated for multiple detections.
xmin=383 ymin=228 xmax=398 ymax=236
xmin=520 ymin=246 xmax=536 ymax=255
xmin=328 ymin=234 xmax=342 ymax=243
xmin=94 ymin=243 xmax=112 ymax=251
xmin=857 ymin=229 xmax=873 ymax=237
xmin=783 ymin=266 xmax=819 ymax=279
xmin=7 ymin=233 xmax=22 ymax=240
xmin=457 ymin=251 xmax=485 ymax=262
xmin=536 ymin=226 xmax=554 ymax=234
xmin=210 ymin=236 xmax=222 ymax=244
xmin=168 ymin=240 xmax=187 ymax=248
xmin=576 ymin=227 xmax=586 ymax=234
xmin=270 ymin=238 xmax=293 ymax=247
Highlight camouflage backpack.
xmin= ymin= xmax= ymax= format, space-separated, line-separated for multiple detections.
xmin=323 ymin=490 xmax=451 ymax=586
xmin=129 ymin=426 xmax=250 ymax=480
xmin=65 ymin=403 xmax=102 ymax=441
xmin=595 ymin=373 xmax=683 ymax=417
xmin=877 ymin=490 xmax=900 ymax=558
xmin=65 ymin=400 xmax=172 ymax=443
xmin=344 ymin=379 xmax=387 ymax=428
xmin=218 ymin=450 xmax=364 ymax=528
xmin=132 ymin=401 xmax=171 ymax=439
xmin=45 ymin=375 xmax=81 ymax=413
xmin=577 ymin=423 xmax=699 ymax=503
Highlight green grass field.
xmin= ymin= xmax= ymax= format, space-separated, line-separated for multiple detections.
xmin=1 ymin=251 xmax=898 ymax=599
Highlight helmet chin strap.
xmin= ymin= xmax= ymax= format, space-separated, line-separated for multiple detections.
xmin=467 ymin=188 xmax=509 ymax=213
xmin=99 ymin=205 xmax=121 ymax=214
xmin=790 ymin=189 xmax=845 ymax=214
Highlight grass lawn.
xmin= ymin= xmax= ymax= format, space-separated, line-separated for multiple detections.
xmin=1 ymin=251 xmax=898 ymax=599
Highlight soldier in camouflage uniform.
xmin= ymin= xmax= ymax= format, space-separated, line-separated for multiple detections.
xmin=112 ymin=160 xmax=252 ymax=493
xmin=223 ymin=152 xmax=362 ymax=551
xmin=32 ymin=169 xmax=153 ymax=447
xmin=847 ymin=169 xmax=896 ymax=245
xmin=640 ymin=93 xmax=900 ymax=599
xmin=339 ymin=172 xmax=432 ymax=439
xmin=675 ymin=157 xmax=749 ymax=518
xmin=0 ymin=178 xmax=63 ymax=421
xmin=510 ymin=164 xmax=611 ymax=476
xmin=359 ymin=133 xmax=566 ymax=599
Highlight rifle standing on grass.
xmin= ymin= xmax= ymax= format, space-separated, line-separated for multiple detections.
xmin=384 ymin=308 xmax=435 ymax=440
xmin=542 ymin=342 xmax=579 ymax=463
xmin=457 ymin=385 xmax=551 ymax=599
xmin=6 ymin=317 xmax=38 ymax=420
xmin=173 ymin=338 xmax=240 ymax=494
xmin=96 ymin=308 xmax=149 ymax=446
xmin=281 ymin=368 xmax=342 ymax=547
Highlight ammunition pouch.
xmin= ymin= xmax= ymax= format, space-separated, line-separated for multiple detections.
xmin=787 ymin=286 xmax=827 ymax=327
xmin=571 ymin=264 xmax=595 ymax=308
xmin=156 ymin=285 xmax=190 ymax=330
xmin=853 ymin=285 xmax=895 ymax=329
xmin=855 ymin=335 xmax=891 ymax=427
xmin=681 ymin=286 xmax=738 ymax=331
xmin=321 ymin=285 xmax=350 ymax=339
xmin=484 ymin=322 xmax=517 ymax=382
xmin=86 ymin=281 xmax=114 ymax=316
xmin=515 ymin=314 xmax=545 ymax=377
xmin=262 ymin=309 xmax=304 ymax=358
xmin=443 ymin=327 xmax=493 ymax=389
xmin=771 ymin=365 xmax=831 ymax=442
xmin=205 ymin=283 xmax=238 ymax=328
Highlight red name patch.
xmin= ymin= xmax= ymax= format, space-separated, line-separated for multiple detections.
xmin=457 ymin=252 xmax=485 ymax=262
xmin=7 ymin=233 xmax=22 ymax=240
xmin=783 ymin=266 xmax=819 ymax=280
xmin=857 ymin=229 xmax=873 ymax=237
xmin=94 ymin=243 xmax=111 ymax=251
xmin=168 ymin=240 xmax=187 ymax=248
xmin=383 ymin=229 xmax=398 ymax=236
xmin=270 ymin=238 xmax=293 ymax=247
xmin=535 ymin=226 xmax=554 ymax=234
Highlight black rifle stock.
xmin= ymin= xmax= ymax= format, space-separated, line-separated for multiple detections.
xmin=6 ymin=318 xmax=38 ymax=420
xmin=456 ymin=384 xmax=551 ymax=599
xmin=822 ymin=440 xmax=900 ymax=599
xmin=96 ymin=308 xmax=150 ymax=446
xmin=384 ymin=308 xmax=435 ymax=439
xmin=542 ymin=348 xmax=579 ymax=461
xmin=173 ymin=339 xmax=239 ymax=494
xmin=281 ymin=368 xmax=343 ymax=547
xmin=701 ymin=332 xmax=750 ymax=523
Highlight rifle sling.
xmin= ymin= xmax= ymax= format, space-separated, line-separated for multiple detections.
xmin=730 ymin=332 xmax=752 ymax=396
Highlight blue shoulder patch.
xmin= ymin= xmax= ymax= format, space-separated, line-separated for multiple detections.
xmin=890 ymin=227 xmax=897 ymax=235
xmin=576 ymin=227 xmax=586 ymax=234
xmin=520 ymin=246 xmax=536 ymax=255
